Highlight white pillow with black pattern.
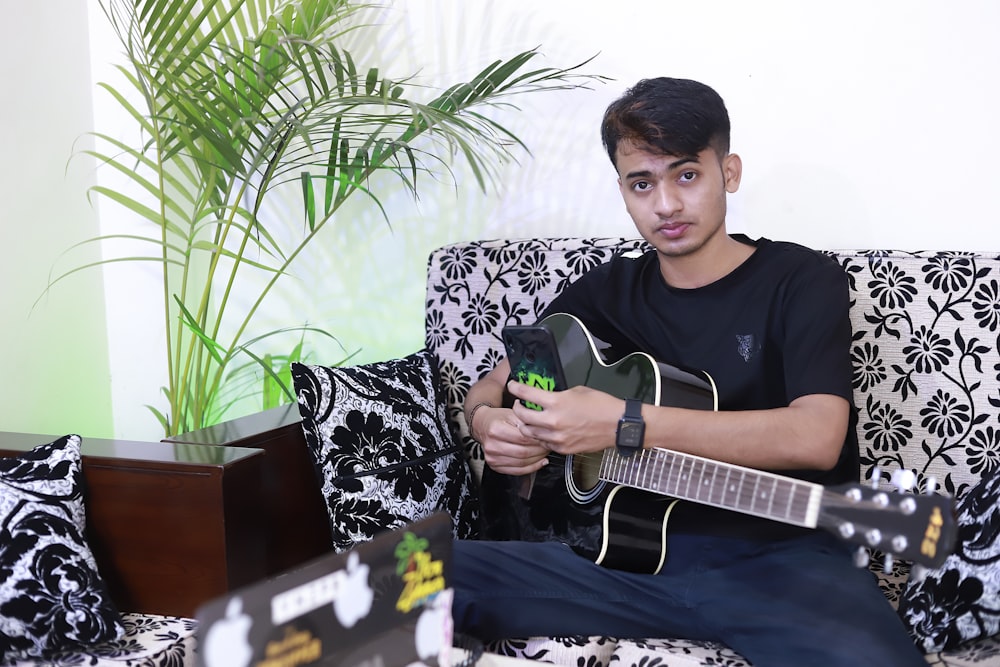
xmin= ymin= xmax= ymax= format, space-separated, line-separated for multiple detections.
xmin=0 ymin=434 xmax=124 ymax=658
xmin=898 ymin=468 xmax=1000 ymax=652
xmin=292 ymin=350 xmax=479 ymax=552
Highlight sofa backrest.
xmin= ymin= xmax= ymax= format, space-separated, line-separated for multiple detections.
xmin=425 ymin=238 xmax=1000 ymax=499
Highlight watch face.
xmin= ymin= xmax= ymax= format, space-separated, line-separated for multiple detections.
xmin=617 ymin=420 xmax=644 ymax=450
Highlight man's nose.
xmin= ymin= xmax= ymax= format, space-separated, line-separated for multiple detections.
xmin=653 ymin=185 xmax=681 ymax=217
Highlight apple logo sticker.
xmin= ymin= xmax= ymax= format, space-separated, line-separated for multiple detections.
xmin=203 ymin=596 xmax=253 ymax=667
xmin=414 ymin=588 xmax=453 ymax=663
xmin=333 ymin=551 xmax=374 ymax=628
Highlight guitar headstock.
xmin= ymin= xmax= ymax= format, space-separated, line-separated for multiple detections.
xmin=819 ymin=475 xmax=958 ymax=568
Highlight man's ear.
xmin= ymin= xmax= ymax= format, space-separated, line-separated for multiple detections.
xmin=723 ymin=153 xmax=742 ymax=193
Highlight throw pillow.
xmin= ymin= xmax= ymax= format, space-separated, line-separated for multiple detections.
xmin=0 ymin=434 xmax=124 ymax=658
xmin=292 ymin=350 xmax=479 ymax=552
xmin=898 ymin=468 xmax=1000 ymax=652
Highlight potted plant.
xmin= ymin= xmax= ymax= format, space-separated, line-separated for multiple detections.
xmin=49 ymin=0 xmax=600 ymax=435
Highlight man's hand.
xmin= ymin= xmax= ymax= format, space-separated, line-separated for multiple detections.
xmin=473 ymin=403 xmax=550 ymax=476
xmin=507 ymin=380 xmax=621 ymax=456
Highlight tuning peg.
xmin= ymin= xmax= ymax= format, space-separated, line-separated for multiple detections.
xmin=910 ymin=564 xmax=929 ymax=584
xmin=883 ymin=553 xmax=894 ymax=574
xmin=891 ymin=469 xmax=916 ymax=493
xmin=854 ymin=547 xmax=870 ymax=568
xmin=870 ymin=466 xmax=881 ymax=489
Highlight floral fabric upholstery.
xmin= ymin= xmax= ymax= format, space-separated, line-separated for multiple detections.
xmin=424 ymin=238 xmax=1000 ymax=665
xmin=0 ymin=613 xmax=196 ymax=666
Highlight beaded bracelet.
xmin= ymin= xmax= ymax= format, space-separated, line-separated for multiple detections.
xmin=464 ymin=401 xmax=495 ymax=437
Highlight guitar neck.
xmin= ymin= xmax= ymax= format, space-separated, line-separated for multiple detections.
xmin=599 ymin=447 xmax=823 ymax=529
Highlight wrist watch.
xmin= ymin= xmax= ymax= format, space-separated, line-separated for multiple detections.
xmin=616 ymin=398 xmax=645 ymax=457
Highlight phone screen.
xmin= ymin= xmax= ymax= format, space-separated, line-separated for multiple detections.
xmin=501 ymin=325 xmax=567 ymax=409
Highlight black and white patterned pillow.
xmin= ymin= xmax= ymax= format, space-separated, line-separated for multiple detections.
xmin=898 ymin=468 xmax=1000 ymax=652
xmin=0 ymin=435 xmax=124 ymax=659
xmin=291 ymin=350 xmax=479 ymax=552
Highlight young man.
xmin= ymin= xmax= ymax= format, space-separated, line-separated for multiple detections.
xmin=453 ymin=78 xmax=926 ymax=666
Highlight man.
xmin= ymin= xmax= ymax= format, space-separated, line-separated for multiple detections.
xmin=452 ymin=78 xmax=926 ymax=666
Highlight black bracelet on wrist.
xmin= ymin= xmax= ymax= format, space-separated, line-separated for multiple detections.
xmin=465 ymin=401 xmax=494 ymax=436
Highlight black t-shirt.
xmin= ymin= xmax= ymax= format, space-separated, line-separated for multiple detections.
xmin=540 ymin=235 xmax=860 ymax=536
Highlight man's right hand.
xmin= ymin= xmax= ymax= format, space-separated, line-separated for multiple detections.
xmin=474 ymin=405 xmax=550 ymax=476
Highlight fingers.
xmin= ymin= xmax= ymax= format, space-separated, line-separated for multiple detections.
xmin=506 ymin=379 xmax=554 ymax=412
xmin=506 ymin=381 xmax=621 ymax=456
xmin=485 ymin=451 xmax=549 ymax=476
xmin=476 ymin=404 xmax=550 ymax=476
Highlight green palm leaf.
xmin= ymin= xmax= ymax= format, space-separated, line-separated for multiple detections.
xmin=64 ymin=0 xmax=604 ymax=435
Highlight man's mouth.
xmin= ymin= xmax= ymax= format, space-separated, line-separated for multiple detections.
xmin=657 ymin=222 xmax=690 ymax=239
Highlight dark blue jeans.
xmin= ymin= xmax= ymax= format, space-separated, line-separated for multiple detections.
xmin=451 ymin=532 xmax=927 ymax=667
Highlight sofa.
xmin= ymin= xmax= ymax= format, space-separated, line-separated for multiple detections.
xmin=5 ymin=238 xmax=1000 ymax=666
xmin=169 ymin=238 xmax=1000 ymax=666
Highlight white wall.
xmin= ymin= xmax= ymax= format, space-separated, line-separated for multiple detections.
xmin=21 ymin=0 xmax=1000 ymax=440
xmin=0 ymin=1 xmax=113 ymax=438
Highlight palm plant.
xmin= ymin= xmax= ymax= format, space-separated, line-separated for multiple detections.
xmin=53 ymin=0 xmax=599 ymax=435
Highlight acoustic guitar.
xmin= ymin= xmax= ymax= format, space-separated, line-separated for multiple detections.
xmin=479 ymin=312 xmax=957 ymax=574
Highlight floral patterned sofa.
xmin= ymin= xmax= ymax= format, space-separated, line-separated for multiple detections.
xmin=423 ymin=237 xmax=1000 ymax=666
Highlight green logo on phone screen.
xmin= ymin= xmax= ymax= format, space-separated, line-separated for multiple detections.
xmin=517 ymin=371 xmax=554 ymax=411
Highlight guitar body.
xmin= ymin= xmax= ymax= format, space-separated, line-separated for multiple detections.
xmin=480 ymin=313 xmax=716 ymax=573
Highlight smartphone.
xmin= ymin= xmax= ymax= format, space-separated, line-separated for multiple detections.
xmin=501 ymin=324 xmax=568 ymax=410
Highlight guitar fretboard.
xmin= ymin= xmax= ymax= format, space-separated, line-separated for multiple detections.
xmin=599 ymin=447 xmax=823 ymax=528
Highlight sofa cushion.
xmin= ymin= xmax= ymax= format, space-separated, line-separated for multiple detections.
xmin=291 ymin=350 xmax=479 ymax=552
xmin=898 ymin=467 xmax=1000 ymax=653
xmin=0 ymin=435 xmax=124 ymax=659
xmin=0 ymin=613 xmax=197 ymax=667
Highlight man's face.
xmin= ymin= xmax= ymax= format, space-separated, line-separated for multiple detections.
xmin=615 ymin=143 xmax=741 ymax=259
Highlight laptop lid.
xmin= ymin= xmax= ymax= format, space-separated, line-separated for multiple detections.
xmin=195 ymin=512 xmax=454 ymax=667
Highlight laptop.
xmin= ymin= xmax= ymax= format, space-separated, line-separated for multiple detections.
xmin=195 ymin=512 xmax=454 ymax=667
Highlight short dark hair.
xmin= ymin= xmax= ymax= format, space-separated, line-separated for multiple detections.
xmin=600 ymin=77 xmax=731 ymax=168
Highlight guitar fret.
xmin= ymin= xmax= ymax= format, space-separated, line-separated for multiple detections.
xmin=735 ymin=470 xmax=747 ymax=512
xmin=652 ymin=450 xmax=665 ymax=493
xmin=776 ymin=479 xmax=790 ymax=519
xmin=665 ymin=450 xmax=680 ymax=495
xmin=789 ymin=483 xmax=809 ymax=524
xmin=702 ymin=463 xmax=719 ymax=504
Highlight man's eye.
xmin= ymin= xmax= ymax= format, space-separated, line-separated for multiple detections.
xmin=633 ymin=181 xmax=652 ymax=191
xmin=679 ymin=171 xmax=697 ymax=182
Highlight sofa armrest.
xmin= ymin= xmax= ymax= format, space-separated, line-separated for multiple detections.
xmin=165 ymin=405 xmax=333 ymax=575
xmin=0 ymin=431 xmax=267 ymax=618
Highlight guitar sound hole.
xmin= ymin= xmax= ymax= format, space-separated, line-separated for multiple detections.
xmin=566 ymin=453 xmax=605 ymax=504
